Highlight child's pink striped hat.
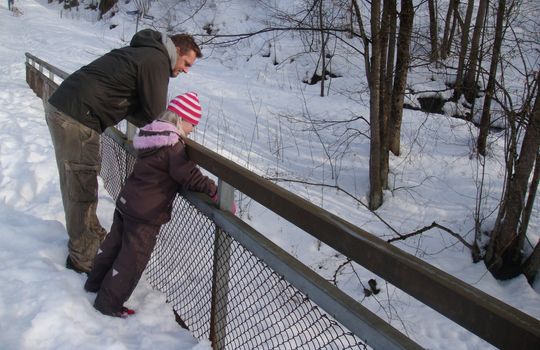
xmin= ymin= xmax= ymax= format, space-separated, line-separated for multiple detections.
xmin=167 ymin=92 xmax=202 ymax=125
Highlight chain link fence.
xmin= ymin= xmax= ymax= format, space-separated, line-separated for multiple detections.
xmin=100 ymin=130 xmax=368 ymax=349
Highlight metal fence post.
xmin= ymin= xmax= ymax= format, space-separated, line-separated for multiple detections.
xmin=124 ymin=122 xmax=138 ymax=186
xmin=210 ymin=180 xmax=235 ymax=350
xmin=126 ymin=122 xmax=137 ymax=141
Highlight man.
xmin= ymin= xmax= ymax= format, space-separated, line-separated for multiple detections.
xmin=45 ymin=29 xmax=202 ymax=274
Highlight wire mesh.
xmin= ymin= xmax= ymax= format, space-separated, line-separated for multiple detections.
xmin=148 ymin=197 xmax=216 ymax=339
xmin=100 ymin=133 xmax=136 ymax=199
xmin=99 ymin=131 xmax=368 ymax=350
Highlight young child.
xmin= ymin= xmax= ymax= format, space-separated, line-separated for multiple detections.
xmin=84 ymin=92 xmax=217 ymax=318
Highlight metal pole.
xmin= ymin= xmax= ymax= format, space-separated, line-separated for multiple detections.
xmin=210 ymin=180 xmax=235 ymax=350
xmin=126 ymin=122 xmax=137 ymax=141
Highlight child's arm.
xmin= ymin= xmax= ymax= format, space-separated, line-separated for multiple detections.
xmin=169 ymin=145 xmax=217 ymax=197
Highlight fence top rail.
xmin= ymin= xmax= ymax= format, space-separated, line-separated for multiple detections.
xmin=25 ymin=52 xmax=69 ymax=80
xmin=25 ymin=52 xmax=540 ymax=350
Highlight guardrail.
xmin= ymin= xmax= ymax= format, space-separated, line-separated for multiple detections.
xmin=25 ymin=52 xmax=540 ymax=350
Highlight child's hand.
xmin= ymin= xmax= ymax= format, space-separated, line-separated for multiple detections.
xmin=211 ymin=193 xmax=237 ymax=215
xmin=230 ymin=201 xmax=237 ymax=215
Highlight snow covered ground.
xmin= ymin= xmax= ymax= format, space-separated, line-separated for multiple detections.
xmin=0 ymin=1 xmax=539 ymax=349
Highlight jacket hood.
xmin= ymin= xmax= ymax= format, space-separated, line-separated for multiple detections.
xmin=161 ymin=32 xmax=177 ymax=73
xmin=130 ymin=29 xmax=167 ymax=54
xmin=131 ymin=29 xmax=175 ymax=76
xmin=133 ymin=120 xmax=183 ymax=151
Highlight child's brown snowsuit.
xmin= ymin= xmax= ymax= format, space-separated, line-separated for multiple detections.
xmin=84 ymin=120 xmax=216 ymax=316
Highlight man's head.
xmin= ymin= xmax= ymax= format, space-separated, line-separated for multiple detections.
xmin=170 ymin=34 xmax=202 ymax=77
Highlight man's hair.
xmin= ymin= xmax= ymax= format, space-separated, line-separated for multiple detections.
xmin=170 ymin=34 xmax=203 ymax=58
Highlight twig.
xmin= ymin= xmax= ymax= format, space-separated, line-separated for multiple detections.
xmin=265 ymin=176 xmax=400 ymax=235
xmin=332 ymin=258 xmax=352 ymax=285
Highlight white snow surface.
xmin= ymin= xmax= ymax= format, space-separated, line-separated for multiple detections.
xmin=0 ymin=1 xmax=539 ymax=349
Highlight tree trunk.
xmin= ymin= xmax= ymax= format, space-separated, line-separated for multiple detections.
xmin=99 ymin=0 xmax=117 ymax=19
xmin=440 ymin=0 xmax=459 ymax=60
xmin=516 ymin=152 xmax=540 ymax=258
xmin=446 ymin=3 xmax=459 ymax=59
xmin=523 ymin=241 xmax=540 ymax=284
xmin=381 ymin=0 xmax=396 ymax=188
xmin=386 ymin=2 xmax=397 ymax=91
xmin=351 ymin=0 xmax=384 ymax=207
xmin=352 ymin=0 xmax=371 ymax=80
xmin=379 ymin=0 xmax=394 ymax=190
xmin=485 ymin=72 xmax=540 ymax=279
xmin=493 ymin=110 xmax=518 ymax=233
xmin=369 ymin=0 xmax=383 ymax=210
xmin=463 ymin=0 xmax=489 ymax=103
xmin=319 ymin=0 xmax=326 ymax=97
xmin=428 ymin=0 xmax=439 ymax=62
xmin=453 ymin=0 xmax=475 ymax=101
xmin=389 ymin=0 xmax=414 ymax=156
xmin=477 ymin=0 xmax=506 ymax=156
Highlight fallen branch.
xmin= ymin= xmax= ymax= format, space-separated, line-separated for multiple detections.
xmin=387 ymin=221 xmax=473 ymax=250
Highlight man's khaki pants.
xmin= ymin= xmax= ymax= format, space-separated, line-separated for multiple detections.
xmin=45 ymin=103 xmax=106 ymax=272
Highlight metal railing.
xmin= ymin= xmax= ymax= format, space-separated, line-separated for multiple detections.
xmin=25 ymin=52 xmax=540 ymax=350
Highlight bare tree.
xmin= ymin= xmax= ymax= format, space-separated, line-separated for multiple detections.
xmin=389 ymin=0 xmax=414 ymax=156
xmin=463 ymin=0 xmax=489 ymax=103
xmin=351 ymin=0 xmax=413 ymax=208
xmin=440 ymin=0 xmax=459 ymax=60
xmin=477 ymin=0 xmax=507 ymax=155
xmin=368 ymin=0 xmax=384 ymax=209
xmin=428 ymin=0 xmax=439 ymax=62
xmin=485 ymin=72 xmax=540 ymax=279
xmin=318 ymin=0 xmax=328 ymax=96
xmin=453 ymin=0 xmax=475 ymax=101
xmin=378 ymin=0 xmax=396 ymax=189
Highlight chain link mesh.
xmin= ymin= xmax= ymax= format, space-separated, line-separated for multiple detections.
xmin=100 ymin=131 xmax=368 ymax=350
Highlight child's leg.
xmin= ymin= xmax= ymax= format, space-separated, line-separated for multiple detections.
xmin=93 ymin=219 xmax=160 ymax=316
xmin=84 ymin=210 xmax=124 ymax=292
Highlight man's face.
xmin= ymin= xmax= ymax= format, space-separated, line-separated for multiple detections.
xmin=172 ymin=49 xmax=197 ymax=77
